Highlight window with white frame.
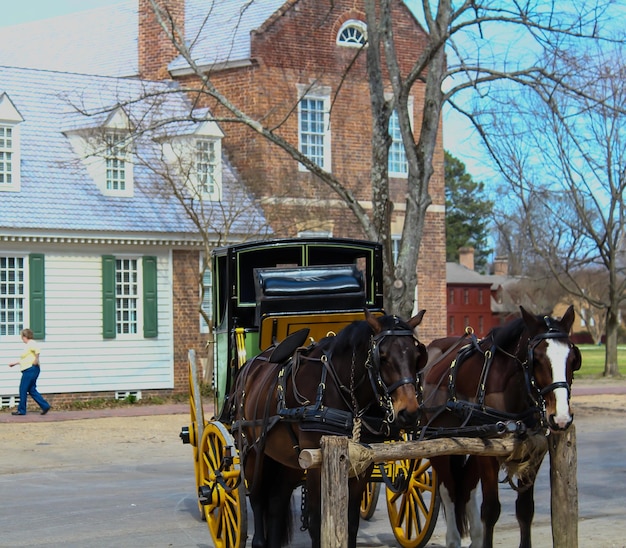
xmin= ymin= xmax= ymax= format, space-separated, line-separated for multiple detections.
xmin=200 ymin=267 xmax=212 ymax=333
xmin=0 ymin=256 xmax=24 ymax=336
xmin=337 ymin=20 xmax=367 ymax=47
xmin=102 ymin=255 xmax=157 ymax=339
xmin=105 ymin=132 xmax=129 ymax=191
xmin=388 ymin=110 xmax=408 ymax=176
xmin=195 ymin=139 xmax=221 ymax=200
xmin=392 ymin=234 xmax=401 ymax=264
xmin=298 ymin=95 xmax=331 ymax=170
xmin=115 ymin=258 xmax=138 ymax=335
xmin=0 ymin=126 xmax=15 ymax=187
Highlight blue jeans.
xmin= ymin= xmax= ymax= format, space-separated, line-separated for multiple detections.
xmin=18 ymin=366 xmax=50 ymax=414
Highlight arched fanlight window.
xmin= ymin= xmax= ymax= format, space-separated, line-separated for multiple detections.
xmin=336 ymin=20 xmax=367 ymax=47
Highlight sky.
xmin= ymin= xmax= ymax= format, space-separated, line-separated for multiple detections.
xmin=0 ymin=0 xmax=119 ymax=27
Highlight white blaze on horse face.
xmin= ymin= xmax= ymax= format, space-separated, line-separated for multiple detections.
xmin=546 ymin=339 xmax=572 ymax=428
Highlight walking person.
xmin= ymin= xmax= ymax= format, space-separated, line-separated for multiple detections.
xmin=8 ymin=328 xmax=51 ymax=416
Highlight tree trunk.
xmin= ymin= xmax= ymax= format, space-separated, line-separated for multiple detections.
xmin=603 ymin=307 xmax=620 ymax=376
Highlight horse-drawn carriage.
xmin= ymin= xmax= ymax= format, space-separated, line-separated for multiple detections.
xmin=180 ymin=237 xmax=439 ymax=547
xmin=180 ymin=237 xmax=581 ymax=548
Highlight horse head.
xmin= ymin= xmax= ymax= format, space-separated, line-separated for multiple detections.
xmin=520 ymin=304 xmax=581 ymax=431
xmin=364 ymin=308 xmax=428 ymax=429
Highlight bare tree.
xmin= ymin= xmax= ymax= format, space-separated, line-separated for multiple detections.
xmin=485 ymin=48 xmax=626 ymax=375
xmin=140 ymin=0 xmax=615 ymax=320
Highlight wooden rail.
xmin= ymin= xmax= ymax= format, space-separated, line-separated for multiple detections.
xmin=308 ymin=428 xmax=578 ymax=548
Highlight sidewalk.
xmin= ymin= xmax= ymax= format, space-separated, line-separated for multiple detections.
xmin=0 ymin=402 xmax=194 ymax=423
xmin=1 ymin=378 xmax=624 ymax=423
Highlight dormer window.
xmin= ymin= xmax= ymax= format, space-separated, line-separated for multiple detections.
xmin=64 ymin=108 xmax=134 ymax=197
xmin=159 ymin=118 xmax=224 ymax=202
xmin=0 ymin=93 xmax=24 ymax=192
xmin=337 ymin=20 xmax=367 ymax=47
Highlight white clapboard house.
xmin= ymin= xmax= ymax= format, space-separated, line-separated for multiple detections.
xmin=0 ymin=65 xmax=265 ymax=406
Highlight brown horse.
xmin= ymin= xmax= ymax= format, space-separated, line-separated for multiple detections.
xmin=422 ymin=305 xmax=581 ymax=548
xmin=229 ymin=309 xmax=427 ymax=548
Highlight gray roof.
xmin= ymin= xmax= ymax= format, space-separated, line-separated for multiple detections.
xmin=171 ymin=0 xmax=288 ymax=72
xmin=0 ymin=65 xmax=266 ymax=238
xmin=446 ymin=262 xmax=492 ymax=285
xmin=0 ymin=0 xmax=289 ymax=77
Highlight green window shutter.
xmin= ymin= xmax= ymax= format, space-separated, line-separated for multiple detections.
xmin=102 ymin=255 xmax=116 ymax=339
xmin=29 ymin=254 xmax=45 ymax=340
xmin=143 ymin=256 xmax=158 ymax=338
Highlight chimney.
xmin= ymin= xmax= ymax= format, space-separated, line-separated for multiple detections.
xmin=493 ymin=256 xmax=509 ymax=276
xmin=459 ymin=247 xmax=475 ymax=271
xmin=138 ymin=0 xmax=185 ymax=80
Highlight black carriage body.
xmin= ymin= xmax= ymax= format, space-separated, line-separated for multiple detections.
xmin=211 ymin=238 xmax=384 ymax=415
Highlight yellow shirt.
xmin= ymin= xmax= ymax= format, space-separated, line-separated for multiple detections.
xmin=19 ymin=339 xmax=40 ymax=371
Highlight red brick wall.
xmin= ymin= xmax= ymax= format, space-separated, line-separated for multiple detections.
xmin=172 ymin=249 xmax=207 ymax=393
xmin=138 ymin=0 xmax=185 ymax=80
xmin=448 ymin=284 xmax=495 ymax=338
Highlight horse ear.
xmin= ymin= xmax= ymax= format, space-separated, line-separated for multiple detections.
xmin=408 ymin=309 xmax=426 ymax=329
xmin=520 ymin=306 xmax=537 ymax=325
xmin=560 ymin=305 xmax=575 ymax=333
xmin=364 ymin=308 xmax=382 ymax=334
xmin=520 ymin=306 xmax=543 ymax=334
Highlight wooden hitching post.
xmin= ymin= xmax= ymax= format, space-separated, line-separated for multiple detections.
xmin=549 ymin=424 xmax=578 ymax=547
xmin=320 ymin=436 xmax=349 ymax=548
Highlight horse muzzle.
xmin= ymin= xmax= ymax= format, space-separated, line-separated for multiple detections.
xmin=547 ymin=411 xmax=574 ymax=431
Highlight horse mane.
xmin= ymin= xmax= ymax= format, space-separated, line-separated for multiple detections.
xmin=325 ymin=314 xmax=411 ymax=354
xmin=488 ymin=309 xmax=569 ymax=350
xmin=488 ymin=316 xmax=527 ymax=349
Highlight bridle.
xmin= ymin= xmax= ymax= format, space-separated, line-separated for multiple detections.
xmin=525 ymin=326 xmax=573 ymax=405
xmin=365 ymin=322 xmax=421 ymax=424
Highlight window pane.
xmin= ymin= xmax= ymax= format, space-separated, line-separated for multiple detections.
xmin=0 ymin=256 xmax=24 ymax=336
xmin=337 ymin=21 xmax=367 ymax=46
xmin=0 ymin=126 xmax=14 ymax=185
xmin=106 ymin=132 xmax=127 ymax=191
xmin=300 ymin=98 xmax=326 ymax=168
xmin=201 ymin=268 xmax=212 ymax=331
xmin=115 ymin=258 xmax=138 ymax=334
xmin=196 ymin=139 xmax=217 ymax=196
xmin=388 ymin=110 xmax=408 ymax=175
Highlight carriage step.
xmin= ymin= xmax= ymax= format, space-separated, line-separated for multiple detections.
xmin=180 ymin=426 xmax=190 ymax=444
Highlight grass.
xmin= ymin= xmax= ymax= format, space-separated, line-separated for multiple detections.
xmin=577 ymin=344 xmax=626 ymax=378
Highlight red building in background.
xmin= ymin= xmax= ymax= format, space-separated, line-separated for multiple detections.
xmin=446 ymin=247 xmax=512 ymax=337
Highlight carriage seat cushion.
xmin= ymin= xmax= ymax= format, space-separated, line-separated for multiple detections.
xmin=254 ymin=265 xmax=366 ymax=321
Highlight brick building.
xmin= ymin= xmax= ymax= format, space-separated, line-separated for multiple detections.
xmin=138 ymin=0 xmax=447 ymax=341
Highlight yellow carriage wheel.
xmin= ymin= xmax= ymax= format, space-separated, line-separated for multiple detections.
xmin=198 ymin=421 xmax=248 ymax=548
xmin=386 ymin=458 xmax=440 ymax=548
xmin=360 ymin=481 xmax=381 ymax=520
xmin=186 ymin=354 xmax=206 ymax=518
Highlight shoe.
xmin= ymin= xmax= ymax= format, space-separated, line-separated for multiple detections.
xmin=11 ymin=411 xmax=25 ymax=416
xmin=41 ymin=407 xmax=50 ymax=415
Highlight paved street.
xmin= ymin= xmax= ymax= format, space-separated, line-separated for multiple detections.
xmin=1 ymin=389 xmax=625 ymax=547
